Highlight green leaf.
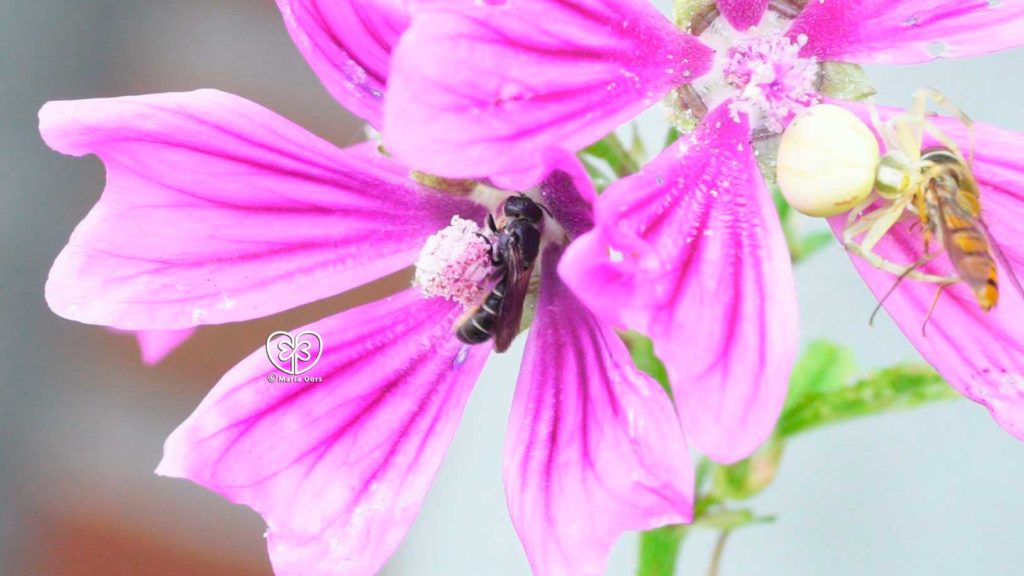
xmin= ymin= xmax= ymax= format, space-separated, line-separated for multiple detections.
xmin=663 ymin=126 xmax=681 ymax=148
xmin=636 ymin=525 xmax=687 ymax=576
xmin=786 ymin=340 xmax=858 ymax=410
xmin=778 ymin=363 xmax=958 ymax=437
xmin=791 ymin=230 xmax=836 ymax=264
xmin=622 ymin=331 xmax=672 ymax=399
xmin=582 ymin=132 xmax=641 ymax=178
xmin=579 ymin=153 xmax=613 ymax=193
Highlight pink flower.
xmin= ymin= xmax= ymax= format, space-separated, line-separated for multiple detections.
xmin=826 ymin=101 xmax=1024 ymax=441
xmin=40 ymin=3 xmax=692 ymax=575
xmin=383 ymin=0 xmax=1024 ymax=459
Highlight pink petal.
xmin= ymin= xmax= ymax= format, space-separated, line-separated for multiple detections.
xmin=383 ymin=0 xmax=712 ymax=179
xmin=134 ymin=328 xmax=197 ymax=365
xmin=276 ymin=0 xmax=409 ymax=127
xmin=832 ymin=101 xmax=1024 ymax=439
xmin=41 ymin=90 xmax=481 ymax=330
xmin=789 ymin=0 xmax=1024 ymax=65
xmin=157 ymin=289 xmax=490 ymax=576
xmin=536 ymin=149 xmax=597 ymax=239
xmin=718 ymin=0 xmax=769 ymax=31
xmin=559 ymin=103 xmax=799 ymax=463
xmin=506 ymin=246 xmax=692 ymax=576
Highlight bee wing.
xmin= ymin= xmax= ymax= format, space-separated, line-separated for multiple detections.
xmin=492 ymin=247 xmax=532 ymax=353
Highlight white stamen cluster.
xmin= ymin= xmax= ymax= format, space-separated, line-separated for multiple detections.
xmin=414 ymin=216 xmax=494 ymax=306
xmin=723 ymin=34 xmax=820 ymax=133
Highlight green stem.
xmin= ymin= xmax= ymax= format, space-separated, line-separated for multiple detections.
xmin=707 ymin=531 xmax=731 ymax=576
xmin=637 ymin=525 xmax=688 ymax=576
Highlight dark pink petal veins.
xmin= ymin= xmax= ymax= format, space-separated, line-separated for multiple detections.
xmin=560 ymin=103 xmax=799 ymax=463
xmin=157 ymin=289 xmax=490 ymax=576
xmin=506 ymin=246 xmax=693 ymax=576
xmin=40 ymin=90 xmax=482 ymax=330
xmin=789 ymin=0 xmax=1024 ymax=65
xmin=832 ymin=100 xmax=1024 ymax=440
xmin=718 ymin=0 xmax=769 ymax=31
xmin=276 ymin=0 xmax=409 ymax=127
xmin=384 ymin=0 xmax=713 ymax=180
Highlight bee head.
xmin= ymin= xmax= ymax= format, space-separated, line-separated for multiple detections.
xmin=502 ymin=194 xmax=545 ymax=224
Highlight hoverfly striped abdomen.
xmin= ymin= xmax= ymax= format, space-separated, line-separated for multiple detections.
xmin=922 ymin=148 xmax=999 ymax=310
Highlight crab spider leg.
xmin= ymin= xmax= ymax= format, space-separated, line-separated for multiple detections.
xmin=844 ymin=236 xmax=956 ymax=284
xmin=920 ymin=117 xmax=968 ymax=163
xmin=869 ymin=251 xmax=943 ymax=325
xmin=912 ymin=87 xmax=975 ymax=165
xmin=868 ymin=100 xmax=903 ymax=155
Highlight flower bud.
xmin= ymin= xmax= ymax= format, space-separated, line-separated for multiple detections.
xmin=776 ymin=104 xmax=879 ymax=217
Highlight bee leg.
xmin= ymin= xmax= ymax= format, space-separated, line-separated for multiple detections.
xmin=486 ymin=213 xmax=498 ymax=233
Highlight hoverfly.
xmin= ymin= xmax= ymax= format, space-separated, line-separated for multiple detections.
xmin=455 ymin=194 xmax=546 ymax=352
xmin=842 ymin=88 xmax=1022 ymax=328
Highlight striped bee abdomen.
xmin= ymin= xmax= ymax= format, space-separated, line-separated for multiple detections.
xmin=456 ymin=279 xmax=506 ymax=344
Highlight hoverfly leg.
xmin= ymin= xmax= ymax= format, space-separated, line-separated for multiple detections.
xmin=921 ymin=282 xmax=952 ymax=337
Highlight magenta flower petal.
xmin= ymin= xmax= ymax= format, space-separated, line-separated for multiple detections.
xmin=276 ymin=0 xmax=409 ymax=127
xmin=134 ymin=328 xmax=196 ymax=365
xmin=833 ymin=101 xmax=1024 ymax=439
xmin=560 ymin=103 xmax=799 ymax=463
xmin=536 ymin=149 xmax=597 ymax=239
xmin=790 ymin=0 xmax=1024 ymax=65
xmin=157 ymin=288 xmax=490 ymax=576
xmin=383 ymin=0 xmax=712 ymax=179
xmin=506 ymin=246 xmax=692 ymax=576
xmin=718 ymin=0 xmax=769 ymax=31
xmin=40 ymin=90 xmax=480 ymax=330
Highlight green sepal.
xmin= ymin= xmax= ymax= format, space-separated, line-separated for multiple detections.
xmin=711 ymin=437 xmax=784 ymax=501
xmin=818 ymin=62 xmax=877 ymax=102
xmin=673 ymin=0 xmax=716 ymax=30
xmin=582 ymin=132 xmax=641 ymax=178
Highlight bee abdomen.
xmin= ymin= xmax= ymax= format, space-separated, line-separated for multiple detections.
xmin=456 ymin=280 xmax=506 ymax=345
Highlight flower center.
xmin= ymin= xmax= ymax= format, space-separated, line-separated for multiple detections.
xmin=722 ymin=35 xmax=818 ymax=132
xmin=414 ymin=216 xmax=494 ymax=306
xmin=681 ymin=13 xmax=819 ymax=134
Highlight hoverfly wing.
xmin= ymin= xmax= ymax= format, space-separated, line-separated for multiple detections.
xmin=492 ymin=245 xmax=532 ymax=353
xmin=935 ymin=191 xmax=999 ymax=309
xmin=979 ymin=217 xmax=1024 ymax=302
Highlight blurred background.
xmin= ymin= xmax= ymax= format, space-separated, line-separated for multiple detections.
xmin=3 ymin=1 xmax=1024 ymax=575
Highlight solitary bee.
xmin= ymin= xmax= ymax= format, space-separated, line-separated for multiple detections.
xmin=455 ymin=194 xmax=545 ymax=352
xmin=842 ymin=88 xmax=1022 ymax=327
